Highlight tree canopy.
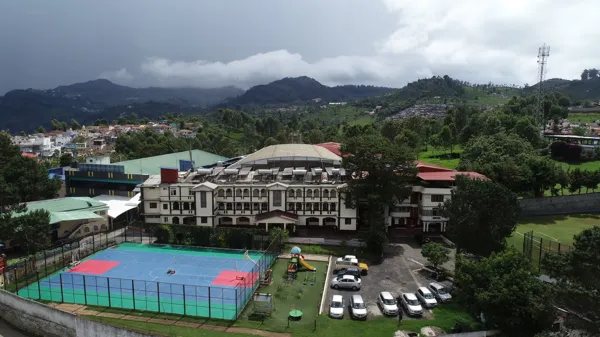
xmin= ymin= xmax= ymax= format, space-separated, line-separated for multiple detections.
xmin=443 ymin=175 xmax=520 ymax=256
xmin=542 ymin=226 xmax=600 ymax=335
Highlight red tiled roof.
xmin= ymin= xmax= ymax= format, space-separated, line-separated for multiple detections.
xmin=417 ymin=171 xmax=488 ymax=182
xmin=315 ymin=142 xmax=343 ymax=156
xmin=416 ymin=161 xmax=454 ymax=172
xmin=255 ymin=210 xmax=299 ymax=222
xmin=22 ymin=152 xmax=38 ymax=158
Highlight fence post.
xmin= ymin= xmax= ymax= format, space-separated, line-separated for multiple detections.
xmin=132 ymin=279 xmax=136 ymax=310
xmin=538 ymin=237 xmax=543 ymax=273
xmin=107 ymin=278 xmax=112 ymax=308
xmin=157 ymin=282 xmax=161 ymax=313
xmin=92 ymin=234 xmax=96 ymax=253
xmin=36 ymin=271 xmax=41 ymax=299
xmin=13 ymin=268 xmax=18 ymax=294
xmin=83 ymin=276 xmax=88 ymax=305
xmin=43 ymin=250 xmax=48 ymax=276
xmin=124 ymin=225 xmax=128 ymax=242
xmin=208 ymin=287 xmax=212 ymax=318
xmin=61 ymin=245 xmax=65 ymax=268
xmin=183 ymin=285 xmax=186 ymax=316
xmin=59 ymin=273 xmax=64 ymax=302
xmin=235 ymin=286 xmax=238 ymax=318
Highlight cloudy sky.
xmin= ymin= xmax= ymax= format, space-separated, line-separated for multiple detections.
xmin=0 ymin=0 xmax=598 ymax=94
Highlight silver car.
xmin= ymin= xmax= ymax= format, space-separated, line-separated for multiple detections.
xmin=399 ymin=293 xmax=423 ymax=316
xmin=350 ymin=294 xmax=367 ymax=320
xmin=416 ymin=287 xmax=438 ymax=308
xmin=377 ymin=291 xmax=399 ymax=316
xmin=330 ymin=274 xmax=361 ymax=290
xmin=329 ymin=295 xmax=344 ymax=319
xmin=428 ymin=282 xmax=452 ymax=303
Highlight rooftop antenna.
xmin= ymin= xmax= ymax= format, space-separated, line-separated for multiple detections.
xmin=537 ymin=44 xmax=550 ymax=131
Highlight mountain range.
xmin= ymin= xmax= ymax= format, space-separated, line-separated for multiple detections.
xmin=1 ymin=74 xmax=598 ymax=133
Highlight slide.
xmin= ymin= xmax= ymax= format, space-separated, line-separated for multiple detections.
xmin=299 ymin=257 xmax=316 ymax=271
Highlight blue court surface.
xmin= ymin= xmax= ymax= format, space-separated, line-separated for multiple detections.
xmin=18 ymin=243 xmax=271 ymax=320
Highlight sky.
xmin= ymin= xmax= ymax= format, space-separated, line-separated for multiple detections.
xmin=1 ymin=0 xmax=599 ymax=94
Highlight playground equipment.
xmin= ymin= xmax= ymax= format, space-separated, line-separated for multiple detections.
xmin=288 ymin=306 xmax=303 ymax=321
xmin=287 ymin=247 xmax=316 ymax=281
xmin=261 ymin=269 xmax=273 ymax=286
xmin=253 ymin=292 xmax=274 ymax=317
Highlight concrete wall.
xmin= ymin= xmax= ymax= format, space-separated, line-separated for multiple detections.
xmin=519 ymin=193 xmax=600 ymax=217
xmin=0 ymin=290 xmax=156 ymax=337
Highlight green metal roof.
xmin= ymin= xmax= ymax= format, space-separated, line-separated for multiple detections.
xmin=112 ymin=150 xmax=227 ymax=175
xmin=50 ymin=210 xmax=104 ymax=224
xmin=12 ymin=197 xmax=109 ymax=224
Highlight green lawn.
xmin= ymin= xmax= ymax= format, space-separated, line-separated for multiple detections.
xmin=418 ymin=147 xmax=461 ymax=170
xmin=508 ymin=214 xmax=600 ymax=250
xmin=567 ymin=112 xmax=600 ymax=123
xmin=556 ymin=160 xmax=600 ymax=171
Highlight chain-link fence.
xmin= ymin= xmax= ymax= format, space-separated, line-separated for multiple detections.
xmin=522 ymin=230 xmax=573 ymax=272
xmin=2 ymin=225 xmax=283 ymax=320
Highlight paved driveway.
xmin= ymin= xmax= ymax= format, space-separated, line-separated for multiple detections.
xmin=323 ymin=245 xmax=437 ymax=320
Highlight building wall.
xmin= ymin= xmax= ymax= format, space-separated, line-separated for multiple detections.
xmin=0 ymin=290 xmax=156 ymax=337
xmin=519 ymin=193 xmax=600 ymax=216
xmin=57 ymin=217 xmax=108 ymax=239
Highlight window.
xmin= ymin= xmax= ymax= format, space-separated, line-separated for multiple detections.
xmin=200 ymin=191 xmax=207 ymax=208
xmin=313 ymin=203 xmax=320 ymax=211
xmin=253 ymin=189 xmax=259 ymax=197
xmin=296 ymin=189 xmax=302 ymax=198
xmin=260 ymin=189 xmax=267 ymax=197
xmin=306 ymin=203 xmax=312 ymax=211
xmin=236 ymin=189 xmax=242 ymax=197
xmin=288 ymin=203 xmax=295 ymax=211
xmin=171 ymin=189 xmax=177 ymax=195
xmin=149 ymin=202 xmax=157 ymax=209
xmin=296 ymin=203 xmax=303 ymax=211
xmin=183 ymin=202 xmax=190 ymax=210
xmin=164 ymin=217 xmax=168 ymax=222
xmin=243 ymin=189 xmax=249 ymax=197
xmin=172 ymin=202 xmax=180 ymax=210
xmin=432 ymin=208 xmax=441 ymax=216
xmin=226 ymin=203 xmax=233 ymax=210
xmin=323 ymin=190 xmax=329 ymax=198
xmin=330 ymin=203 xmax=336 ymax=211
xmin=163 ymin=204 xmax=168 ymax=210
xmin=218 ymin=189 xmax=225 ymax=197
xmin=345 ymin=218 xmax=352 ymax=225
xmin=273 ymin=190 xmax=282 ymax=207
xmin=289 ymin=189 xmax=295 ymax=198
xmin=226 ymin=189 xmax=232 ymax=197
xmin=330 ymin=190 xmax=337 ymax=198
xmin=244 ymin=203 xmax=250 ymax=211
xmin=253 ymin=203 xmax=260 ymax=211
xmin=314 ymin=189 xmax=320 ymax=198
xmin=261 ymin=203 xmax=268 ymax=210
xmin=431 ymin=195 xmax=444 ymax=203
xmin=306 ymin=190 xmax=313 ymax=198
xmin=173 ymin=217 xmax=180 ymax=224
xmin=201 ymin=217 xmax=208 ymax=224
xmin=236 ymin=203 xmax=242 ymax=210
xmin=218 ymin=203 xmax=225 ymax=210
xmin=323 ymin=203 xmax=329 ymax=211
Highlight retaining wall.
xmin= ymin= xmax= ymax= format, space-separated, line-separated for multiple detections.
xmin=0 ymin=290 xmax=155 ymax=337
xmin=440 ymin=330 xmax=500 ymax=337
xmin=519 ymin=193 xmax=600 ymax=217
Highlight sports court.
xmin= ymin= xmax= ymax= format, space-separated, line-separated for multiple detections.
xmin=17 ymin=242 xmax=269 ymax=320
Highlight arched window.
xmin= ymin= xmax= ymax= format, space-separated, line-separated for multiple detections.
xmin=307 ymin=190 xmax=313 ymax=198
xmin=306 ymin=203 xmax=312 ymax=211
xmin=296 ymin=203 xmax=303 ymax=211
xmin=289 ymin=189 xmax=295 ymax=198
xmin=226 ymin=203 xmax=233 ymax=210
xmin=253 ymin=189 xmax=259 ymax=197
xmin=236 ymin=189 xmax=242 ymax=197
xmin=183 ymin=202 xmax=189 ymax=210
xmin=84 ymin=227 xmax=90 ymax=233
xmin=218 ymin=189 xmax=225 ymax=197
xmin=314 ymin=189 xmax=320 ymax=198
xmin=260 ymin=189 xmax=267 ymax=197
xmin=93 ymin=225 xmax=99 ymax=232
xmin=323 ymin=203 xmax=329 ymax=211
xmin=323 ymin=190 xmax=330 ymax=198
xmin=296 ymin=189 xmax=303 ymax=198
xmin=226 ymin=189 xmax=233 ymax=197
xmin=330 ymin=189 xmax=337 ymax=198
xmin=330 ymin=203 xmax=337 ymax=211
xmin=313 ymin=203 xmax=320 ymax=211
xmin=172 ymin=202 xmax=180 ymax=210
xmin=173 ymin=217 xmax=180 ymax=224
xmin=243 ymin=189 xmax=249 ymax=197
xmin=100 ymin=224 xmax=107 ymax=231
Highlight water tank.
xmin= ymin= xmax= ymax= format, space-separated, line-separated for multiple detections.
xmin=331 ymin=168 xmax=340 ymax=175
xmin=258 ymin=169 xmax=272 ymax=175
xmin=197 ymin=168 xmax=212 ymax=174
xmin=224 ymin=168 xmax=239 ymax=174
xmin=314 ymin=168 xmax=323 ymax=175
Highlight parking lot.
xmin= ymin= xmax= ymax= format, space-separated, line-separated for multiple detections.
xmin=323 ymin=242 xmax=452 ymax=320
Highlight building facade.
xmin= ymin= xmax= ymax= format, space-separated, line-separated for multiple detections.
xmin=139 ymin=144 xmax=486 ymax=235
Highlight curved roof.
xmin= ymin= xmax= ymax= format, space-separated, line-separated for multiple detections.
xmin=230 ymin=144 xmax=342 ymax=168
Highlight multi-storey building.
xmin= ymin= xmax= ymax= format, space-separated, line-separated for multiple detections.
xmin=139 ymin=144 xmax=486 ymax=235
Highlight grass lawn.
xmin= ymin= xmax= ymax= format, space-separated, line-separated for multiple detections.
xmin=507 ymin=214 xmax=600 ymax=250
xmin=418 ymin=147 xmax=461 ymax=170
xmin=556 ymin=160 xmax=600 ymax=171
xmin=567 ymin=112 xmax=600 ymax=123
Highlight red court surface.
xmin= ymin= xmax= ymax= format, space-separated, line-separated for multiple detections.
xmin=211 ymin=270 xmax=258 ymax=287
xmin=67 ymin=260 xmax=120 ymax=275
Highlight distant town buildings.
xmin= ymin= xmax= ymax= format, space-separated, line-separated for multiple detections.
xmin=386 ymin=104 xmax=450 ymax=121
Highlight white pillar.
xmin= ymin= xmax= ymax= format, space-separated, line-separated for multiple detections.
xmin=283 ymin=223 xmax=287 ymax=231
xmin=265 ymin=223 xmax=269 ymax=232
xmin=422 ymin=221 xmax=427 ymax=232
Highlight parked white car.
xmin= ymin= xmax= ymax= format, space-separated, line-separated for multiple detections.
xmin=428 ymin=282 xmax=452 ymax=303
xmin=399 ymin=293 xmax=423 ymax=316
xmin=416 ymin=287 xmax=438 ymax=308
xmin=329 ymin=295 xmax=344 ymax=319
xmin=377 ymin=291 xmax=399 ymax=316
xmin=350 ymin=294 xmax=368 ymax=320
xmin=331 ymin=274 xmax=361 ymax=290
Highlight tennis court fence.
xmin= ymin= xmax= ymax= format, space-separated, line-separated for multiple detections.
xmin=522 ymin=230 xmax=573 ymax=273
xmin=1 ymin=225 xmax=284 ymax=320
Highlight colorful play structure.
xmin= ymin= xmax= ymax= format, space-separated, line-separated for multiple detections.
xmin=287 ymin=246 xmax=316 ymax=281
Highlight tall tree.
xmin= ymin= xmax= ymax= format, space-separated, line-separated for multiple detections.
xmin=455 ymin=248 xmax=555 ymax=337
xmin=542 ymin=226 xmax=600 ymax=335
xmin=341 ymin=134 xmax=417 ymax=256
xmin=443 ymin=175 xmax=520 ymax=256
